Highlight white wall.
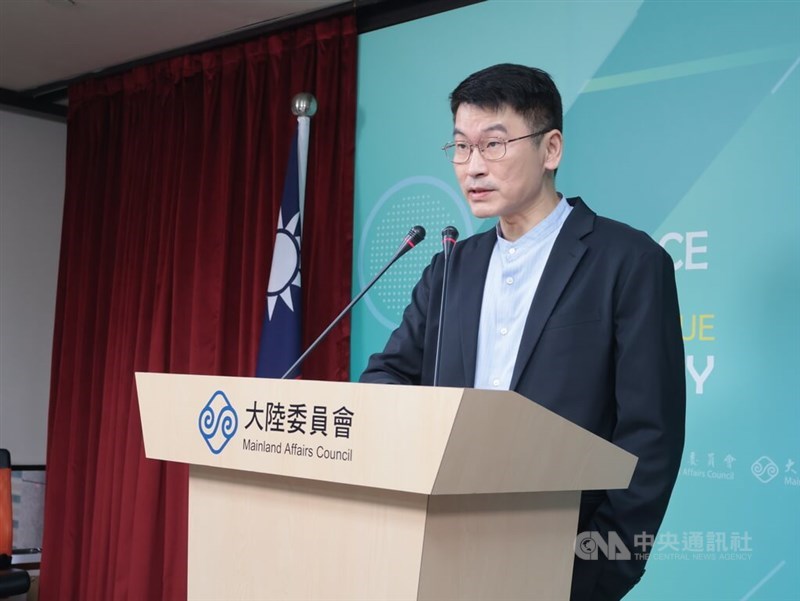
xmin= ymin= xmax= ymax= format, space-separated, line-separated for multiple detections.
xmin=0 ymin=108 xmax=66 ymax=465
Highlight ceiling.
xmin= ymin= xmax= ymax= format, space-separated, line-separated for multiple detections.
xmin=0 ymin=0 xmax=347 ymax=95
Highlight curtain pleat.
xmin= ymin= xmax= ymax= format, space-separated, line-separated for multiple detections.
xmin=40 ymin=16 xmax=356 ymax=600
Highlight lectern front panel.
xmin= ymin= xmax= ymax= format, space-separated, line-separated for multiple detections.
xmin=187 ymin=465 xmax=428 ymax=601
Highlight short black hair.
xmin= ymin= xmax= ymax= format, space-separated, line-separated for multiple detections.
xmin=449 ymin=63 xmax=563 ymax=134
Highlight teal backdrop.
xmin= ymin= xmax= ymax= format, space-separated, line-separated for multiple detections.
xmin=351 ymin=2 xmax=799 ymax=598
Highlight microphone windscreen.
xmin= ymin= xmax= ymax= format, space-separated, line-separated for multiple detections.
xmin=441 ymin=226 xmax=460 ymax=242
xmin=407 ymin=225 xmax=426 ymax=245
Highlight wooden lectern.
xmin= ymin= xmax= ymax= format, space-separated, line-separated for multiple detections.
xmin=135 ymin=373 xmax=636 ymax=601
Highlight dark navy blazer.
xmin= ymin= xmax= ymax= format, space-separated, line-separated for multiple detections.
xmin=361 ymin=197 xmax=686 ymax=600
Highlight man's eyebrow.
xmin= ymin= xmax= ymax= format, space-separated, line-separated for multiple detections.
xmin=452 ymin=123 xmax=509 ymax=137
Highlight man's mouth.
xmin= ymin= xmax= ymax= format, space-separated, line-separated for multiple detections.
xmin=468 ymin=187 xmax=493 ymax=199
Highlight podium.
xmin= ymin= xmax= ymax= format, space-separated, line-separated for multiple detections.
xmin=135 ymin=373 xmax=636 ymax=601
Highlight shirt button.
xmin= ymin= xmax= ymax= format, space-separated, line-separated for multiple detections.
xmin=505 ymin=276 xmax=514 ymax=285
xmin=500 ymin=327 xmax=508 ymax=335
xmin=492 ymin=378 xmax=500 ymax=387
xmin=508 ymin=248 xmax=517 ymax=255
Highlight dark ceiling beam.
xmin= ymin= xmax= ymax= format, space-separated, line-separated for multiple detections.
xmin=0 ymin=88 xmax=67 ymax=121
xmin=357 ymin=0 xmax=480 ymax=33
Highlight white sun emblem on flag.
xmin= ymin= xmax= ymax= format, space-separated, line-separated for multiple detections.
xmin=266 ymin=208 xmax=301 ymax=319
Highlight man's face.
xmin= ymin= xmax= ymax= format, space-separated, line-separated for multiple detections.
xmin=452 ymin=103 xmax=558 ymax=221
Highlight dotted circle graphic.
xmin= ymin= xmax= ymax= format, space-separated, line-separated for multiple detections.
xmin=359 ymin=176 xmax=473 ymax=329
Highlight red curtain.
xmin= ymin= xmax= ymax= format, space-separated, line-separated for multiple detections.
xmin=40 ymin=16 xmax=356 ymax=600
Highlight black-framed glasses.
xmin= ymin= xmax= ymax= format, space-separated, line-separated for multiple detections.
xmin=442 ymin=128 xmax=551 ymax=164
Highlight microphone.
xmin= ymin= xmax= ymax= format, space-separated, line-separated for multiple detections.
xmin=441 ymin=225 xmax=458 ymax=261
xmin=281 ymin=225 xmax=426 ymax=379
xmin=398 ymin=224 xmax=427 ymax=256
xmin=433 ymin=226 xmax=459 ymax=386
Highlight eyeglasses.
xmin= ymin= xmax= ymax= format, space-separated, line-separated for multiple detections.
xmin=442 ymin=128 xmax=551 ymax=164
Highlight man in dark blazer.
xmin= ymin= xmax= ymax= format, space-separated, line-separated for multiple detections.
xmin=360 ymin=64 xmax=685 ymax=600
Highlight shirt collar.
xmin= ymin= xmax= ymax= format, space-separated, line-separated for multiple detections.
xmin=495 ymin=193 xmax=569 ymax=250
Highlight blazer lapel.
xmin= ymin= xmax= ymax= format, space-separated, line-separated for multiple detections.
xmin=510 ymin=198 xmax=595 ymax=389
xmin=455 ymin=229 xmax=496 ymax=387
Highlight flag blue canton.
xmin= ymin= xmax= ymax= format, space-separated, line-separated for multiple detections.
xmin=256 ymin=130 xmax=302 ymax=378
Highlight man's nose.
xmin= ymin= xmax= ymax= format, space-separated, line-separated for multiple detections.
xmin=465 ymin=147 xmax=488 ymax=177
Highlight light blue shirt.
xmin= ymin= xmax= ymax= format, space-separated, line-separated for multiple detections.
xmin=474 ymin=195 xmax=573 ymax=390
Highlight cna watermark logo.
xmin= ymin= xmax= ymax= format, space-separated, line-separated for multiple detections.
xmin=575 ymin=532 xmax=631 ymax=561
xmin=198 ymin=390 xmax=239 ymax=454
xmin=575 ymin=530 xmax=755 ymax=562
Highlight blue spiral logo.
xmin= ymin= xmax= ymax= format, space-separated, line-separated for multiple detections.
xmin=198 ymin=390 xmax=239 ymax=454
xmin=750 ymin=456 xmax=779 ymax=484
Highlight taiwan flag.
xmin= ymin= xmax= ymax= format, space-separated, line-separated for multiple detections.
xmin=256 ymin=130 xmax=302 ymax=378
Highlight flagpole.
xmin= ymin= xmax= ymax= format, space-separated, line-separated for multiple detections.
xmin=255 ymin=94 xmax=316 ymax=378
xmin=291 ymin=93 xmax=317 ymax=233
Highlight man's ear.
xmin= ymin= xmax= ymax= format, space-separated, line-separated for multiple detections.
xmin=543 ymin=129 xmax=563 ymax=172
